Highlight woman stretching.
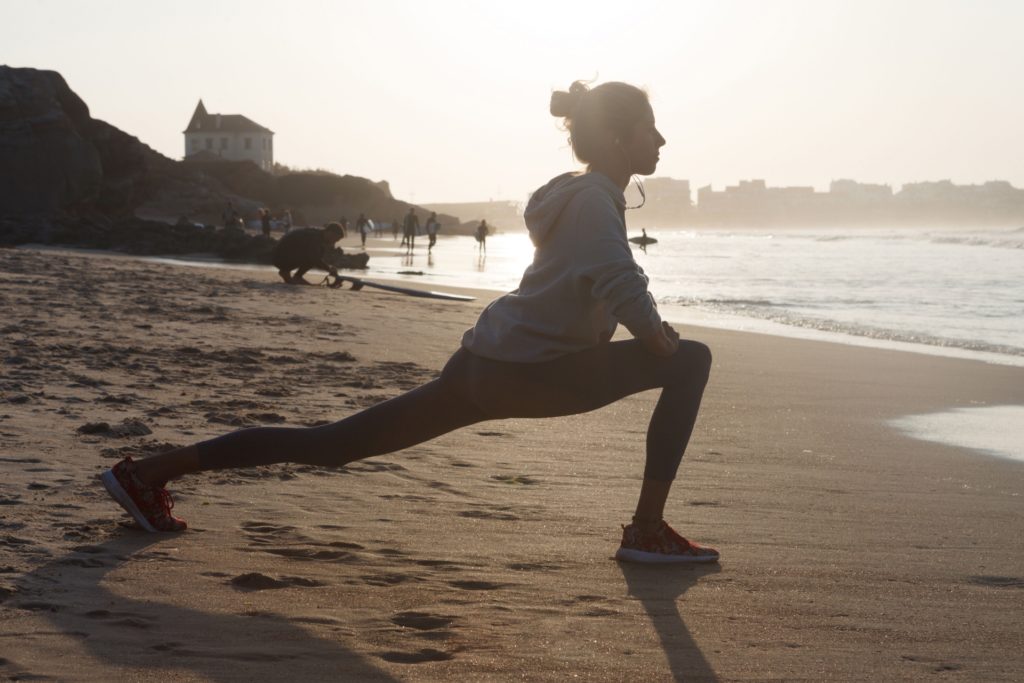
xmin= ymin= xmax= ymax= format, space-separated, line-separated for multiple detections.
xmin=101 ymin=80 xmax=718 ymax=564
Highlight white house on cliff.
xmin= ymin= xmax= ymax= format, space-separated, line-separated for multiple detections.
xmin=183 ymin=100 xmax=274 ymax=170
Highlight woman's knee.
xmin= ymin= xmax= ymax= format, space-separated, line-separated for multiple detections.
xmin=672 ymin=340 xmax=712 ymax=382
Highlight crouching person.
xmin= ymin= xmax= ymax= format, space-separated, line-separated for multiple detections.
xmin=272 ymin=222 xmax=345 ymax=284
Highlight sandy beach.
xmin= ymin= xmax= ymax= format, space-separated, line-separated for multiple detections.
xmin=1 ymin=246 xmax=1022 ymax=681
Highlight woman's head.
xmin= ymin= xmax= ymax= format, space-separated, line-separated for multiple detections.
xmin=551 ymin=80 xmax=665 ymax=177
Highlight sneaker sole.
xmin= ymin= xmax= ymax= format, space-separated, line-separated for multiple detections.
xmin=101 ymin=470 xmax=158 ymax=533
xmin=615 ymin=547 xmax=719 ymax=564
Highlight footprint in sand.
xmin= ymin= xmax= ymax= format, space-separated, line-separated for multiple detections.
xmin=228 ymin=572 xmax=326 ymax=591
xmin=261 ymin=547 xmax=359 ymax=563
xmin=458 ymin=508 xmax=520 ymax=521
xmin=447 ymin=580 xmax=513 ymax=591
xmin=361 ymin=573 xmax=422 ymax=587
xmin=506 ymin=561 xmax=563 ymax=572
xmin=967 ymin=575 xmax=1024 ymax=589
xmin=391 ymin=612 xmax=456 ymax=631
xmin=377 ymin=648 xmax=453 ymax=664
xmin=413 ymin=559 xmax=466 ymax=572
xmin=491 ymin=474 xmax=539 ymax=486
xmin=240 ymin=522 xmax=365 ymax=563
xmin=239 ymin=521 xmax=307 ymax=544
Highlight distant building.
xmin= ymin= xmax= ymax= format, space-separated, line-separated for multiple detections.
xmin=696 ymin=179 xmax=841 ymax=225
xmin=630 ymin=177 xmax=693 ymax=226
xmin=183 ymin=100 xmax=274 ymax=171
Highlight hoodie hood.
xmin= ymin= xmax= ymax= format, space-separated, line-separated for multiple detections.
xmin=523 ymin=172 xmax=626 ymax=246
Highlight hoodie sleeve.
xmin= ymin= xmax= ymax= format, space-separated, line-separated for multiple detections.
xmin=572 ymin=189 xmax=663 ymax=337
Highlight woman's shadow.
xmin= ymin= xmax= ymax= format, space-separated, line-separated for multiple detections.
xmin=618 ymin=561 xmax=721 ymax=683
xmin=10 ymin=528 xmax=401 ymax=681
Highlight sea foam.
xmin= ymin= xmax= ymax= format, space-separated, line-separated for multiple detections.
xmin=890 ymin=405 xmax=1024 ymax=463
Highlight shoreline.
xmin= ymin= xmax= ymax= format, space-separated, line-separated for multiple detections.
xmin=19 ymin=241 xmax=1024 ymax=369
xmin=1 ymin=246 xmax=1023 ymax=680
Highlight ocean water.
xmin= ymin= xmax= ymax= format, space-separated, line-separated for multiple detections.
xmin=360 ymin=225 xmax=1024 ymax=367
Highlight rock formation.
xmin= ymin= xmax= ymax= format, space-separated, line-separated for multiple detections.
xmin=0 ymin=65 xmax=446 ymax=267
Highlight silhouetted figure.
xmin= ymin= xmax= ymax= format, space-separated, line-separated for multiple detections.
xmin=271 ymin=223 xmax=345 ymax=284
xmin=222 ymin=202 xmax=240 ymax=229
xmin=392 ymin=218 xmax=400 ymax=241
xmin=260 ymin=209 xmax=272 ymax=237
xmin=475 ymin=220 xmax=488 ymax=253
xmin=425 ymin=212 xmax=439 ymax=252
xmin=356 ymin=213 xmax=370 ymax=248
xmin=101 ymin=79 xmax=717 ymax=567
xmin=283 ymin=209 xmax=293 ymax=233
xmin=403 ymin=208 xmax=419 ymax=253
xmin=628 ymin=228 xmax=658 ymax=253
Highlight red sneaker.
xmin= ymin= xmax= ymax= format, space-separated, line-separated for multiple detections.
xmin=100 ymin=456 xmax=187 ymax=532
xmin=615 ymin=520 xmax=718 ymax=564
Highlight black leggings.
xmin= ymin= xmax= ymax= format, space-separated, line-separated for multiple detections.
xmin=196 ymin=339 xmax=712 ymax=482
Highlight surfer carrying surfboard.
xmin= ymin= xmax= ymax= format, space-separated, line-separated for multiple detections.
xmin=101 ymin=80 xmax=718 ymax=564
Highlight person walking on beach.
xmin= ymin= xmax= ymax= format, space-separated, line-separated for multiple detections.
xmin=356 ymin=213 xmax=370 ymax=248
xmin=260 ymin=208 xmax=272 ymax=237
xmin=403 ymin=208 xmax=419 ymax=253
xmin=392 ymin=218 xmax=400 ymax=241
xmin=100 ymin=80 xmax=718 ymax=564
xmin=425 ymin=211 xmax=439 ymax=252
xmin=475 ymin=220 xmax=488 ymax=253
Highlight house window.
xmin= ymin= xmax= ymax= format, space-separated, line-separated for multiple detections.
xmin=190 ymin=139 xmax=199 ymax=150
xmin=261 ymin=138 xmax=266 ymax=150
xmin=244 ymin=137 xmax=252 ymax=150
xmin=205 ymin=138 xmax=212 ymax=150
xmin=220 ymin=137 xmax=228 ymax=150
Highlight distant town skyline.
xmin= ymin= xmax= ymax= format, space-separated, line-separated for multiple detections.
xmin=628 ymin=177 xmax=1024 ymax=227
xmin=4 ymin=0 xmax=1023 ymax=203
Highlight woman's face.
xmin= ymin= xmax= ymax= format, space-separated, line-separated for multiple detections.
xmin=623 ymin=106 xmax=666 ymax=176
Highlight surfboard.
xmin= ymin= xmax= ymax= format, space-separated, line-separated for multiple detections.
xmin=628 ymin=236 xmax=658 ymax=245
xmin=332 ymin=275 xmax=475 ymax=302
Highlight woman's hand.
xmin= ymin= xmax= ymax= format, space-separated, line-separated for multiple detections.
xmin=639 ymin=321 xmax=679 ymax=357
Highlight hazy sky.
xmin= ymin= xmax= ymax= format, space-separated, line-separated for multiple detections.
xmin=4 ymin=0 xmax=1023 ymax=203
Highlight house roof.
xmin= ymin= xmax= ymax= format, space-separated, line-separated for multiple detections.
xmin=183 ymin=99 xmax=273 ymax=134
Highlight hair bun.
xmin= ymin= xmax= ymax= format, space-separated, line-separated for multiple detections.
xmin=550 ymin=80 xmax=589 ymax=118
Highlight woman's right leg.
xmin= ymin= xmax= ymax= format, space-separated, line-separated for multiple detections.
xmin=133 ymin=376 xmax=487 ymax=487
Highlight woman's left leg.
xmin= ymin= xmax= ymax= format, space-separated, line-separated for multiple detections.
xmin=453 ymin=339 xmax=713 ymax=550
xmin=457 ymin=338 xmax=713 ymax=481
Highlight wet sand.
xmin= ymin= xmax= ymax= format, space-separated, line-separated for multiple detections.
xmin=1 ymin=246 xmax=1022 ymax=681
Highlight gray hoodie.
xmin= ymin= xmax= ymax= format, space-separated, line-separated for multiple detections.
xmin=461 ymin=171 xmax=662 ymax=362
